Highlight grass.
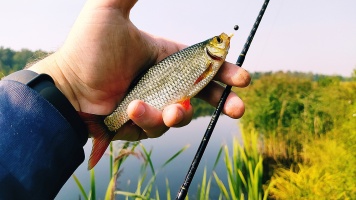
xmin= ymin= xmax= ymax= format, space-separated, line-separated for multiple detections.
xmin=213 ymin=131 xmax=266 ymax=200
xmin=268 ymin=137 xmax=356 ymax=199
xmin=113 ymin=142 xmax=190 ymax=199
xmin=72 ymin=133 xmax=267 ymax=200
xmin=73 ymin=141 xmax=140 ymax=200
xmin=196 ymin=167 xmax=211 ymax=200
xmin=73 ymin=141 xmax=190 ymax=200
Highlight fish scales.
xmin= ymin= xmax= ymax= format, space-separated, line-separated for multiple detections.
xmin=104 ymin=43 xmax=206 ymax=131
xmin=79 ymin=32 xmax=232 ymax=170
xmin=104 ymin=33 xmax=231 ymax=132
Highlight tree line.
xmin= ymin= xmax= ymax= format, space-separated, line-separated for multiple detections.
xmin=2 ymin=46 xmax=355 ymax=80
xmin=0 ymin=46 xmax=48 ymax=76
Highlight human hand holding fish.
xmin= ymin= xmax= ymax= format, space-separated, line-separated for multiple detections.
xmin=28 ymin=0 xmax=251 ymax=169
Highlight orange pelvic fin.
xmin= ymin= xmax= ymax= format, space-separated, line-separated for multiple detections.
xmin=78 ymin=112 xmax=115 ymax=170
xmin=194 ymin=62 xmax=213 ymax=85
xmin=194 ymin=75 xmax=205 ymax=85
xmin=178 ymin=99 xmax=191 ymax=110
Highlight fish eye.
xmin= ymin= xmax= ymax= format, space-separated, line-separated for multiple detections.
xmin=216 ymin=36 xmax=223 ymax=43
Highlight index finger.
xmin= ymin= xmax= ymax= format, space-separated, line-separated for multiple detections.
xmin=214 ymin=62 xmax=251 ymax=88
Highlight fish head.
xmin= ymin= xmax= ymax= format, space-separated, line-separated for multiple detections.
xmin=205 ymin=33 xmax=232 ymax=62
xmin=186 ymin=33 xmax=232 ymax=98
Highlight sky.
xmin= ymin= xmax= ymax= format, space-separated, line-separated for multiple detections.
xmin=1 ymin=0 xmax=355 ymax=76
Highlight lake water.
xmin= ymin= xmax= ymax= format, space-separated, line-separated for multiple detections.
xmin=56 ymin=115 xmax=242 ymax=199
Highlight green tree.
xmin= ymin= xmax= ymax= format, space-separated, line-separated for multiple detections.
xmin=0 ymin=47 xmax=15 ymax=74
xmin=352 ymin=67 xmax=356 ymax=81
xmin=0 ymin=47 xmax=47 ymax=76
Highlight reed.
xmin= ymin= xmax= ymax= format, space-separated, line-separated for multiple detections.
xmin=114 ymin=143 xmax=190 ymax=199
xmin=196 ymin=167 xmax=211 ymax=200
xmin=213 ymin=131 xmax=265 ymax=200
xmin=73 ymin=141 xmax=142 ymax=200
xmin=73 ymin=133 xmax=270 ymax=200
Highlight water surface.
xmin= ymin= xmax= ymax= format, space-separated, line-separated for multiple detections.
xmin=56 ymin=115 xmax=241 ymax=199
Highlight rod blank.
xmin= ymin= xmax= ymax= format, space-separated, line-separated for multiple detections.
xmin=175 ymin=1 xmax=270 ymax=199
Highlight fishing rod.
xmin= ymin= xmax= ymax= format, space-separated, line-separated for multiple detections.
xmin=175 ymin=0 xmax=270 ymax=199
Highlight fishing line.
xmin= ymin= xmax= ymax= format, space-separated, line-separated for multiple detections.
xmin=175 ymin=1 xmax=270 ymax=199
xmin=252 ymin=0 xmax=284 ymax=71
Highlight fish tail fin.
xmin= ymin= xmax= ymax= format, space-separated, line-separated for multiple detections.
xmin=88 ymin=128 xmax=114 ymax=170
xmin=78 ymin=112 xmax=115 ymax=170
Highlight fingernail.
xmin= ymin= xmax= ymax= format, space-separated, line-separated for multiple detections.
xmin=177 ymin=108 xmax=184 ymax=122
xmin=134 ymin=103 xmax=145 ymax=118
xmin=226 ymin=95 xmax=244 ymax=119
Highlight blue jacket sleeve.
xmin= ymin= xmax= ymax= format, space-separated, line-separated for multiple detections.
xmin=0 ymin=80 xmax=87 ymax=199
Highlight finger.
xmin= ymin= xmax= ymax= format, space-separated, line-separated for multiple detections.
xmin=113 ymin=122 xmax=147 ymax=141
xmin=143 ymin=34 xmax=250 ymax=89
xmin=196 ymin=81 xmax=245 ymax=119
xmin=126 ymin=100 xmax=169 ymax=138
xmin=214 ymin=62 xmax=251 ymax=88
xmin=162 ymin=103 xmax=193 ymax=127
xmin=114 ymin=101 xmax=193 ymax=141
xmin=141 ymin=31 xmax=187 ymax=63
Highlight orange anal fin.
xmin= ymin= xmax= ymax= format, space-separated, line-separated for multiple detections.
xmin=78 ymin=111 xmax=115 ymax=170
xmin=178 ymin=99 xmax=191 ymax=110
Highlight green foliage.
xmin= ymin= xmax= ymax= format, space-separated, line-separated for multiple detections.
xmin=213 ymin=132 xmax=265 ymax=200
xmin=72 ymin=174 xmax=88 ymax=200
xmin=105 ymin=142 xmax=141 ymax=200
xmin=191 ymin=98 xmax=215 ymax=119
xmin=236 ymin=72 xmax=355 ymax=160
xmin=196 ymin=167 xmax=211 ymax=200
xmin=317 ymin=76 xmax=341 ymax=87
xmin=352 ymin=68 xmax=356 ymax=81
xmin=73 ymin=141 xmax=189 ymax=200
xmin=269 ymin=138 xmax=356 ymax=199
xmin=114 ymin=144 xmax=190 ymax=199
xmin=73 ymin=135 xmax=265 ymax=200
xmin=73 ymin=142 xmax=141 ymax=200
xmin=241 ymin=72 xmax=314 ymax=135
xmin=236 ymin=71 xmax=356 ymax=199
xmin=90 ymin=169 xmax=96 ymax=200
xmin=0 ymin=47 xmax=48 ymax=76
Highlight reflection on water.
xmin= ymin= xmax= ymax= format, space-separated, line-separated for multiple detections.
xmin=56 ymin=115 xmax=241 ymax=199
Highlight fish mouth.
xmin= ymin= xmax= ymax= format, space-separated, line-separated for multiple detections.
xmin=206 ymin=48 xmax=223 ymax=61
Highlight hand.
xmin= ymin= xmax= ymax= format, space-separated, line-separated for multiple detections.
xmin=29 ymin=0 xmax=251 ymax=141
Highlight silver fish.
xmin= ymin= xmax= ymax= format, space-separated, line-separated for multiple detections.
xmin=79 ymin=32 xmax=232 ymax=169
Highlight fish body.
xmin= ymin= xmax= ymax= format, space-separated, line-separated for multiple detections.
xmin=80 ymin=33 xmax=232 ymax=169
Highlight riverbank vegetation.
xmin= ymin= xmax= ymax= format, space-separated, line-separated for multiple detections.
xmin=2 ymin=47 xmax=355 ymax=199
xmin=235 ymin=71 xmax=356 ymax=199
xmin=74 ymin=71 xmax=355 ymax=200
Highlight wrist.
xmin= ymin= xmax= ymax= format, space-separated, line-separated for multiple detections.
xmin=28 ymin=52 xmax=81 ymax=111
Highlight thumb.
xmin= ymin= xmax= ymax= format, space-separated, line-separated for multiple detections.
xmin=87 ymin=0 xmax=138 ymax=17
